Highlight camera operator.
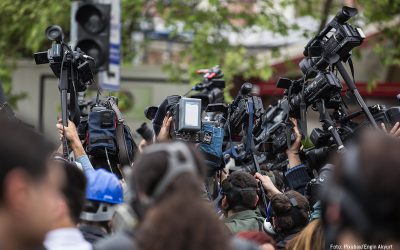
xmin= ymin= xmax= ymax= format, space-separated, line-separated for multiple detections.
xmin=57 ymin=119 xmax=95 ymax=175
xmin=95 ymin=141 xmax=234 ymax=250
xmin=44 ymin=156 xmax=91 ymax=250
xmin=322 ymin=131 xmax=400 ymax=249
xmin=219 ymin=171 xmax=265 ymax=234
xmin=283 ymin=118 xmax=312 ymax=195
xmin=255 ymin=173 xmax=310 ymax=249
xmin=0 ymin=117 xmax=59 ymax=250
xmin=79 ymin=169 xmax=124 ymax=244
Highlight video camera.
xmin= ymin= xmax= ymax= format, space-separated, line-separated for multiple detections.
xmin=190 ymin=65 xmax=226 ymax=108
xmin=299 ymin=6 xmax=365 ymax=78
xmin=277 ymin=71 xmax=343 ymax=119
xmin=34 ymin=25 xmax=95 ymax=94
xmin=227 ymin=82 xmax=264 ymax=137
xmin=34 ymin=25 xmax=96 ymax=158
xmin=136 ymin=122 xmax=154 ymax=143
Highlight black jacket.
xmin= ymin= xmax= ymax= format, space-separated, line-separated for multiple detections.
xmin=274 ymin=228 xmax=302 ymax=250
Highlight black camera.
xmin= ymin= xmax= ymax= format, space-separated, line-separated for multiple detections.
xmin=254 ymin=99 xmax=297 ymax=154
xmin=228 ymin=82 xmax=264 ymax=137
xmin=299 ymin=6 xmax=365 ymax=78
xmin=136 ymin=122 xmax=154 ymax=143
xmin=284 ymin=72 xmax=342 ymax=119
xmin=190 ymin=65 xmax=226 ymax=108
xmin=305 ymin=164 xmax=334 ymax=207
xmin=34 ymin=25 xmax=96 ymax=158
xmin=191 ymin=79 xmax=225 ymax=108
xmin=34 ymin=25 xmax=95 ymax=92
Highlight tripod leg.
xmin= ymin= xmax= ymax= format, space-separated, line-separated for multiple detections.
xmin=335 ymin=61 xmax=378 ymax=129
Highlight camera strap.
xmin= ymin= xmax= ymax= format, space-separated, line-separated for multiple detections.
xmin=108 ymin=98 xmax=132 ymax=167
xmin=245 ymin=99 xmax=254 ymax=154
xmin=300 ymin=79 xmax=307 ymax=139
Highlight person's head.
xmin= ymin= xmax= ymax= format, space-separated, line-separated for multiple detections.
xmin=270 ymin=190 xmax=309 ymax=235
xmin=0 ymin=117 xmax=57 ymax=248
xmin=131 ymin=141 xmax=231 ymax=250
xmin=220 ymin=171 xmax=259 ymax=214
xmin=80 ymin=169 xmax=123 ymax=233
xmin=50 ymin=156 xmax=87 ymax=227
xmin=285 ymin=219 xmax=324 ymax=250
xmin=236 ymin=231 xmax=275 ymax=250
xmin=322 ymin=131 xmax=400 ymax=247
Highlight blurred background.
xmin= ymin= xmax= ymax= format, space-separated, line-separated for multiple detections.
xmin=1 ymin=0 xmax=399 ymax=142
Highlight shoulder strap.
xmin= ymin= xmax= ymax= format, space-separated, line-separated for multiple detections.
xmin=108 ymin=98 xmax=132 ymax=167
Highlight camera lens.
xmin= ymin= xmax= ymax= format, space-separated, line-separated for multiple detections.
xmin=45 ymin=25 xmax=64 ymax=42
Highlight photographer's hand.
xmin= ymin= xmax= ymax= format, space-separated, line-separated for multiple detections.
xmin=286 ymin=118 xmax=302 ymax=168
xmin=157 ymin=112 xmax=173 ymax=142
xmin=381 ymin=122 xmax=400 ymax=138
xmin=254 ymin=173 xmax=282 ymax=199
xmin=56 ymin=119 xmax=86 ymax=158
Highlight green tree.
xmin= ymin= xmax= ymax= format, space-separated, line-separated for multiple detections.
xmin=359 ymin=0 xmax=400 ymax=67
xmin=152 ymin=1 xmax=292 ymax=87
xmin=0 ymin=0 xmax=293 ymax=106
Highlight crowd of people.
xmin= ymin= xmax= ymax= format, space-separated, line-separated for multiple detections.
xmin=1 ymin=98 xmax=400 ymax=250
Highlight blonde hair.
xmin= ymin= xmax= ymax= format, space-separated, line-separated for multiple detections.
xmin=285 ymin=219 xmax=324 ymax=250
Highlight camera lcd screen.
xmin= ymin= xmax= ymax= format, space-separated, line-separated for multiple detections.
xmin=178 ymin=98 xmax=202 ymax=131
xmin=185 ymin=103 xmax=200 ymax=127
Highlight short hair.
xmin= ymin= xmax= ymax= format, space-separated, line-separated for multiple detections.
xmin=54 ymin=157 xmax=87 ymax=223
xmin=0 ymin=117 xmax=54 ymax=203
xmin=221 ymin=171 xmax=259 ymax=212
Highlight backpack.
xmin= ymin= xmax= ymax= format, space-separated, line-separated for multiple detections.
xmin=86 ymin=97 xmax=137 ymax=167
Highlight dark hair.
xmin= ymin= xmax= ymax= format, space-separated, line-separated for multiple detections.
xmin=271 ymin=190 xmax=309 ymax=233
xmin=328 ymin=131 xmax=400 ymax=243
xmin=132 ymin=143 xmax=231 ymax=250
xmin=221 ymin=171 xmax=258 ymax=212
xmin=0 ymin=117 xmax=54 ymax=203
xmin=54 ymin=158 xmax=87 ymax=223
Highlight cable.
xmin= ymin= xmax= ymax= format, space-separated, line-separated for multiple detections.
xmin=105 ymin=147 xmax=114 ymax=174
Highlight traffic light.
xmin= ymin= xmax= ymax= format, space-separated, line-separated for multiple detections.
xmin=74 ymin=2 xmax=111 ymax=72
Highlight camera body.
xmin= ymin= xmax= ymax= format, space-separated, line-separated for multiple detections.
xmin=191 ymin=79 xmax=225 ymax=108
xmin=34 ymin=26 xmax=95 ymax=93
xmin=228 ymin=83 xmax=264 ymax=137
xmin=289 ymin=71 xmax=342 ymax=119
xmin=299 ymin=7 xmax=365 ymax=78
xmin=136 ymin=123 xmax=154 ymax=143
xmin=191 ymin=65 xmax=225 ymax=108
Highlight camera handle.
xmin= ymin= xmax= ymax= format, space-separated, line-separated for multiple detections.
xmin=335 ymin=61 xmax=378 ymax=129
xmin=316 ymin=100 xmax=345 ymax=152
xmin=246 ymin=100 xmax=269 ymax=212
xmin=58 ymin=55 xmax=71 ymax=158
